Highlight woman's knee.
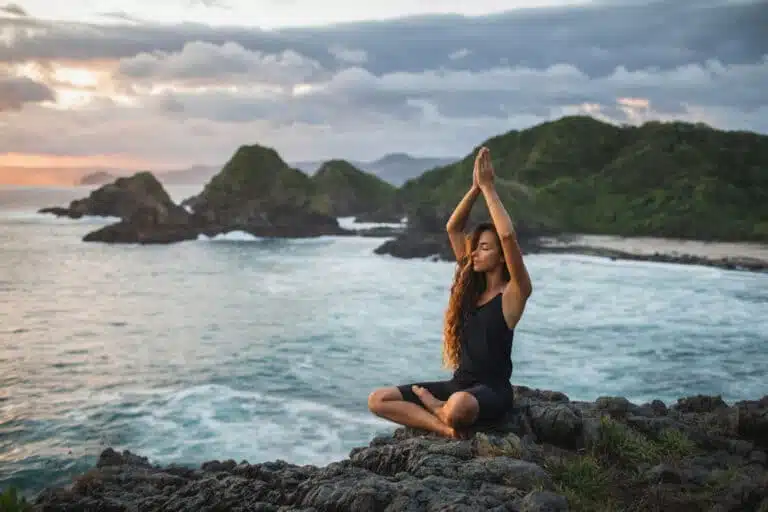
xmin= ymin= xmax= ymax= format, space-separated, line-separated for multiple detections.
xmin=443 ymin=391 xmax=479 ymax=427
xmin=367 ymin=387 xmax=402 ymax=414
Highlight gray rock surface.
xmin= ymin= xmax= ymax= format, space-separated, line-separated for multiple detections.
xmin=33 ymin=386 xmax=768 ymax=511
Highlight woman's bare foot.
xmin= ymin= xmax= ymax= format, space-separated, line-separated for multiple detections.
xmin=412 ymin=385 xmax=445 ymax=414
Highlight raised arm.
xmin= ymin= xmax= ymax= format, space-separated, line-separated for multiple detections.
xmin=445 ymin=169 xmax=481 ymax=262
xmin=475 ymin=147 xmax=533 ymax=328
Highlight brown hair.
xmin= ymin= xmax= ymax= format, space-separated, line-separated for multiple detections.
xmin=442 ymin=222 xmax=510 ymax=369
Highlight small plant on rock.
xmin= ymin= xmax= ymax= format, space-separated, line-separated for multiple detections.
xmin=0 ymin=487 xmax=32 ymax=512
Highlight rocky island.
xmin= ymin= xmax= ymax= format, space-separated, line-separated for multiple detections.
xmin=37 ymin=116 xmax=768 ymax=271
xmin=37 ymin=143 xmax=412 ymax=243
xmin=29 ymin=387 xmax=768 ymax=511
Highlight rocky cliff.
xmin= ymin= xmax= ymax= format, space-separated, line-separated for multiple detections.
xmin=31 ymin=387 xmax=768 ymax=511
xmin=310 ymin=159 xmax=398 ymax=220
xmin=181 ymin=144 xmax=346 ymax=238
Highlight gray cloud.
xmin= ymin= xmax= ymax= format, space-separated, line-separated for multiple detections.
xmin=1 ymin=0 xmax=766 ymax=76
xmin=0 ymin=0 xmax=766 ymax=164
xmin=98 ymin=11 xmax=146 ymax=23
xmin=116 ymin=41 xmax=324 ymax=85
xmin=0 ymin=75 xmax=55 ymax=111
xmin=0 ymin=3 xmax=26 ymax=16
xmin=149 ymin=56 xmax=766 ymax=125
xmin=191 ymin=0 xmax=229 ymax=8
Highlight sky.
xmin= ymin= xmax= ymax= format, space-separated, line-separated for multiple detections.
xmin=0 ymin=0 xmax=767 ymax=172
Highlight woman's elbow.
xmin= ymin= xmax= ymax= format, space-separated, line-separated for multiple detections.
xmin=523 ymin=281 xmax=533 ymax=299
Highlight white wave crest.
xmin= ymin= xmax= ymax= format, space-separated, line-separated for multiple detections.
xmin=197 ymin=231 xmax=263 ymax=242
xmin=123 ymin=383 xmax=388 ymax=467
xmin=2 ymin=211 xmax=121 ymax=224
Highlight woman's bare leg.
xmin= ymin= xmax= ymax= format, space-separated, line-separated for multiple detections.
xmin=413 ymin=386 xmax=479 ymax=438
xmin=368 ymin=387 xmax=457 ymax=438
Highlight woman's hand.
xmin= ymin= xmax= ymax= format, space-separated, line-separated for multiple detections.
xmin=474 ymin=146 xmax=495 ymax=191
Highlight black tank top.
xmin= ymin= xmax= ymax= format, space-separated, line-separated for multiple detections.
xmin=452 ymin=292 xmax=514 ymax=388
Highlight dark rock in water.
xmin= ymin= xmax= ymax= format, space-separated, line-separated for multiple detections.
xmin=39 ymin=172 xmax=183 ymax=221
xmin=372 ymin=206 xmax=454 ymax=260
xmin=33 ymin=387 xmax=768 ymax=512
xmin=355 ymin=226 xmax=406 ymax=238
xmin=82 ymin=206 xmax=201 ymax=244
xmin=374 ymin=232 xmax=455 ymax=260
xmin=373 ymin=203 xmax=547 ymax=261
xmin=39 ymin=148 xmax=356 ymax=244
xmin=38 ymin=206 xmax=84 ymax=219
xmin=354 ymin=208 xmax=405 ymax=224
xmin=37 ymin=171 xmax=201 ymax=244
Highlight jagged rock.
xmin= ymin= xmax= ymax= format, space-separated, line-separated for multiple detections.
xmin=40 ymin=147 xmax=358 ymax=244
xmin=82 ymin=206 xmax=200 ymax=244
xmin=354 ymin=209 xmax=405 ymax=224
xmin=372 ymin=204 xmax=546 ymax=261
xmin=39 ymin=172 xmax=186 ymax=222
xmin=38 ymin=172 xmax=202 ymax=244
xmin=182 ymin=145 xmax=349 ymax=239
xmin=33 ymin=388 xmax=768 ymax=512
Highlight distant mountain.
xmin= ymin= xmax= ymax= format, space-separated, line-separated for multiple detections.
xmin=79 ymin=171 xmax=116 ymax=186
xmin=292 ymin=153 xmax=455 ymax=186
xmin=366 ymin=153 xmax=456 ymax=185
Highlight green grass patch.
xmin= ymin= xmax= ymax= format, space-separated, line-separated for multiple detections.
xmin=544 ymin=417 xmax=702 ymax=511
xmin=0 ymin=487 xmax=32 ymax=512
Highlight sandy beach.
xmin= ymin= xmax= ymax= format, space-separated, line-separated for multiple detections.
xmin=537 ymin=234 xmax=768 ymax=268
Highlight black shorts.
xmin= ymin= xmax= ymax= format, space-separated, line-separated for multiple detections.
xmin=397 ymin=379 xmax=514 ymax=424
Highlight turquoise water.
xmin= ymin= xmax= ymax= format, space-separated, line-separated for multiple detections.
xmin=1 ymin=186 xmax=766 ymax=498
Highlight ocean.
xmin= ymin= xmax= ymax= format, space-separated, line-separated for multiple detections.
xmin=1 ymin=185 xmax=766 ymax=499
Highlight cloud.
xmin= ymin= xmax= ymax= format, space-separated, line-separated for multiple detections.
xmin=0 ymin=75 xmax=55 ymax=111
xmin=190 ymin=0 xmax=229 ymax=8
xmin=0 ymin=0 xmax=766 ymax=166
xmin=2 ymin=0 xmax=765 ymax=73
xmin=328 ymin=45 xmax=367 ymax=64
xmin=97 ymin=11 xmax=146 ymax=24
xmin=146 ymin=57 xmax=768 ymax=125
xmin=116 ymin=41 xmax=324 ymax=87
xmin=0 ymin=3 xmax=26 ymax=16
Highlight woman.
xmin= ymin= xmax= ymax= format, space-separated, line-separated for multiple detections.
xmin=368 ymin=146 xmax=533 ymax=439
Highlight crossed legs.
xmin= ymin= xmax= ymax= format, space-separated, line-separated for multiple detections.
xmin=367 ymin=381 xmax=480 ymax=439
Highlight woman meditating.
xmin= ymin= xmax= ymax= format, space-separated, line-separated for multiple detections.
xmin=368 ymin=146 xmax=533 ymax=439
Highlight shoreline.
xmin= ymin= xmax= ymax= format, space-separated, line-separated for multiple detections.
xmin=532 ymin=234 xmax=768 ymax=272
xmin=366 ymin=227 xmax=768 ymax=272
xmin=28 ymin=386 xmax=768 ymax=511
xmin=11 ymin=208 xmax=768 ymax=272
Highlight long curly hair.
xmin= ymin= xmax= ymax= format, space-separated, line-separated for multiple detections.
xmin=442 ymin=222 xmax=511 ymax=369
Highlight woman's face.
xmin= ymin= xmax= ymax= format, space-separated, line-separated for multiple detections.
xmin=471 ymin=230 xmax=502 ymax=272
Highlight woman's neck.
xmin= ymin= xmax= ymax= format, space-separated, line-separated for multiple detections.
xmin=484 ymin=267 xmax=506 ymax=293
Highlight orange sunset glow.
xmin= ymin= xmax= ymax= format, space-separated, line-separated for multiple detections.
xmin=0 ymin=153 xmax=172 ymax=170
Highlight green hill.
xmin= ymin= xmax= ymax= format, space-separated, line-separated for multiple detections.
xmin=310 ymin=159 xmax=397 ymax=217
xmin=397 ymin=116 xmax=768 ymax=241
xmin=185 ymin=144 xmax=323 ymax=226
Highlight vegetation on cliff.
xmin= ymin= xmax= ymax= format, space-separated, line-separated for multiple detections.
xmin=187 ymin=146 xmax=400 ymax=225
xmin=310 ymin=159 xmax=397 ymax=217
xmin=188 ymin=145 xmax=318 ymax=225
xmin=396 ymin=116 xmax=768 ymax=241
